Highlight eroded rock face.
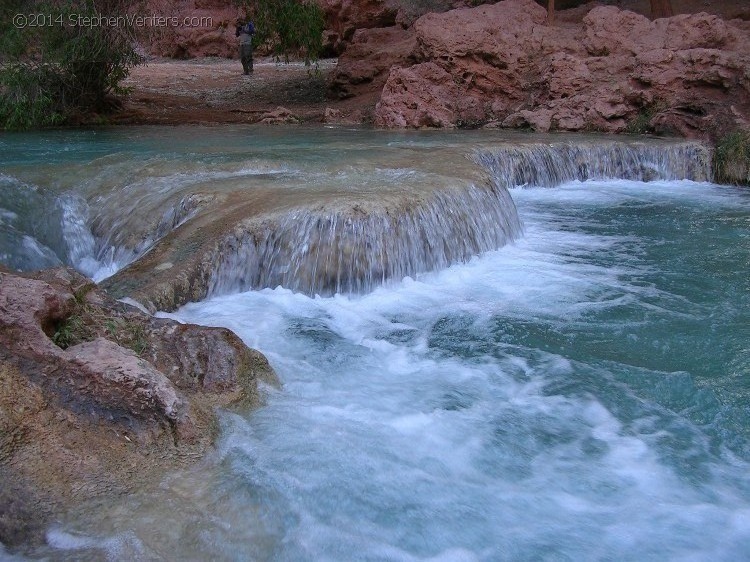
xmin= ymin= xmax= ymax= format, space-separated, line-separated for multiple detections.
xmin=374 ymin=62 xmax=484 ymax=127
xmin=0 ymin=267 xmax=278 ymax=549
xmin=141 ymin=0 xmax=243 ymax=59
xmin=371 ymin=0 xmax=750 ymax=137
xmin=329 ymin=26 xmax=418 ymax=101
xmin=319 ymin=0 xmax=399 ymax=55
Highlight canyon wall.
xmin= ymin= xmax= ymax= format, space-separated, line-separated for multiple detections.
xmin=356 ymin=0 xmax=750 ymax=137
xmin=136 ymin=0 xmax=750 ymax=137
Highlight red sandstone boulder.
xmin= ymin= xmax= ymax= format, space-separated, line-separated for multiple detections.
xmin=371 ymin=0 xmax=750 ymax=138
xmin=375 ymin=62 xmax=484 ymax=128
xmin=0 ymin=267 xmax=277 ymax=548
xmin=319 ymin=0 xmax=398 ymax=54
xmin=374 ymin=0 xmax=552 ymax=128
xmin=329 ymin=26 xmax=418 ymax=101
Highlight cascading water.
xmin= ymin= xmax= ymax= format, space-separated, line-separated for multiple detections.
xmin=3 ymin=127 xmax=749 ymax=561
xmin=204 ymin=141 xmax=712 ymax=298
xmin=1 ymin=132 xmax=714 ymax=300
xmin=474 ymin=141 xmax=711 ymax=188
xmin=0 ymin=174 xmax=69 ymax=271
xmin=208 ymin=182 xmax=522 ymax=297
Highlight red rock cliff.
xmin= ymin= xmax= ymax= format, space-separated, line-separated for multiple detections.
xmin=370 ymin=0 xmax=750 ymax=137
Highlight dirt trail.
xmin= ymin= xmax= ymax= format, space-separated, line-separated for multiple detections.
xmin=114 ymin=57 xmax=353 ymax=125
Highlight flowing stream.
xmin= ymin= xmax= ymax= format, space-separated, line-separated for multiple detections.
xmin=1 ymin=126 xmax=748 ymax=561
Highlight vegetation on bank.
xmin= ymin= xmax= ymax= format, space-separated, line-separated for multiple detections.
xmin=0 ymin=0 xmax=141 ymax=130
xmin=237 ymin=0 xmax=325 ymax=67
xmin=50 ymin=280 xmax=150 ymax=355
xmin=713 ymin=130 xmax=750 ymax=186
xmin=1 ymin=0 xmax=325 ymax=130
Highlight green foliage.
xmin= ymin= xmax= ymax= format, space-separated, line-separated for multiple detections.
xmin=52 ymin=309 xmax=150 ymax=356
xmin=625 ymin=102 xmax=665 ymax=135
xmin=120 ymin=320 xmax=148 ymax=356
xmin=0 ymin=65 xmax=66 ymax=129
xmin=103 ymin=317 xmax=148 ymax=356
xmin=625 ymin=111 xmax=653 ymax=135
xmin=0 ymin=0 xmax=142 ymax=130
xmin=238 ymin=0 xmax=325 ymax=66
xmin=713 ymin=131 xmax=750 ymax=186
xmin=52 ymin=314 xmax=83 ymax=349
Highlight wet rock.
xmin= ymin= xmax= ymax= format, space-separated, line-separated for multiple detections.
xmin=100 ymin=174 xmax=524 ymax=311
xmin=259 ymin=106 xmax=301 ymax=124
xmin=0 ymin=267 xmax=278 ymax=551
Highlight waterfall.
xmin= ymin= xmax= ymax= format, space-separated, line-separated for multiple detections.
xmin=58 ymin=194 xmax=103 ymax=278
xmin=208 ymin=182 xmax=522 ymax=297
xmin=0 ymin=173 xmax=207 ymax=281
xmin=474 ymin=141 xmax=711 ymax=188
xmin=89 ymin=192 xmax=211 ymax=279
xmin=207 ymin=141 xmax=710 ymax=297
xmin=0 ymin=174 xmax=66 ymax=271
xmin=3 ymin=136 xmax=716 ymax=306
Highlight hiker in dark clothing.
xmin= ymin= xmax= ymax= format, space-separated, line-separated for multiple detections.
xmin=235 ymin=20 xmax=255 ymax=75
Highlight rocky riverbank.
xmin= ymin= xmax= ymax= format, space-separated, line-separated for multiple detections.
xmin=0 ymin=267 xmax=278 ymax=551
xmin=347 ymin=0 xmax=749 ymax=138
xmin=120 ymin=0 xmax=750 ymax=141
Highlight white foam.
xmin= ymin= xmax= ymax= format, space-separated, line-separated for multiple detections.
xmin=161 ymin=178 xmax=750 ymax=559
xmin=36 ymin=177 xmax=750 ymax=560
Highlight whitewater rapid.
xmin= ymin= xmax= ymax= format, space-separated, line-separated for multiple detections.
xmin=33 ymin=177 xmax=750 ymax=561
xmin=2 ymin=127 xmax=747 ymax=560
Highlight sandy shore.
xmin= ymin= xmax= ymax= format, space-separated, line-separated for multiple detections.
xmin=114 ymin=57 xmax=362 ymax=125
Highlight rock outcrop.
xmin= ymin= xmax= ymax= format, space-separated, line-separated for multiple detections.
xmin=368 ymin=0 xmax=750 ymax=138
xmin=319 ymin=0 xmax=399 ymax=55
xmin=141 ymin=0 xmax=244 ymax=59
xmin=329 ymin=26 xmax=418 ymax=102
xmin=0 ymin=267 xmax=278 ymax=550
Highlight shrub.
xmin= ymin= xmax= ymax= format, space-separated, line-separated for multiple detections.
xmin=0 ymin=0 xmax=142 ymax=129
xmin=237 ymin=0 xmax=325 ymax=66
xmin=713 ymin=130 xmax=750 ymax=186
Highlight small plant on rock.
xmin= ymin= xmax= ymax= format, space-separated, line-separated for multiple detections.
xmin=713 ymin=130 xmax=750 ymax=186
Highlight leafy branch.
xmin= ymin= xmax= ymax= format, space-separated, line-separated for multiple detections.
xmin=0 ymin=0 xmax=142 ymax=129
xmin=237 ymin=0 xmax=325 ymax=66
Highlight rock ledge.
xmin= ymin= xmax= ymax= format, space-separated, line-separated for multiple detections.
xmin=0 ymin=267 xmax=278 ymax=550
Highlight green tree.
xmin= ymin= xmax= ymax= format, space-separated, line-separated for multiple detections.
xmin=0 ymin=0 xmax=142 ymax=129
xmin=238 ymin=0 xmax=325 ymax=66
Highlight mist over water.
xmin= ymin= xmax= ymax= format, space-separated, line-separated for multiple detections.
xmin=2 ymin=127 xmax=748 ymax=560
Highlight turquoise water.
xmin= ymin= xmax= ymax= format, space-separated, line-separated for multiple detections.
xmin=1 ymin=127 xmax=749 ymax=560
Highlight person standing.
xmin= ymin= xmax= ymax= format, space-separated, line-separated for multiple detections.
xmin=235 ymin=19 xmax=255 ymax=75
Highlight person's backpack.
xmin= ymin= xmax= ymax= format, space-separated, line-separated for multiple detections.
xmin=235 ymin=22 xmax=255 ymax=37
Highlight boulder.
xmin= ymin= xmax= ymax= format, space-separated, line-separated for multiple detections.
xmin=319 ymin=0 xmax=398 ymax=50
xmin=369 ymin=0 xmax=750 ymax=138
xmin=374 ymin=62 xmax=485 ymax=128
xmin=260 ymin=106 xmax=301 ymax=124
xmin=329 ymin=26 xmax=418 ymax=101
xmin=0 ymin=267 xmax=278 ymax=550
